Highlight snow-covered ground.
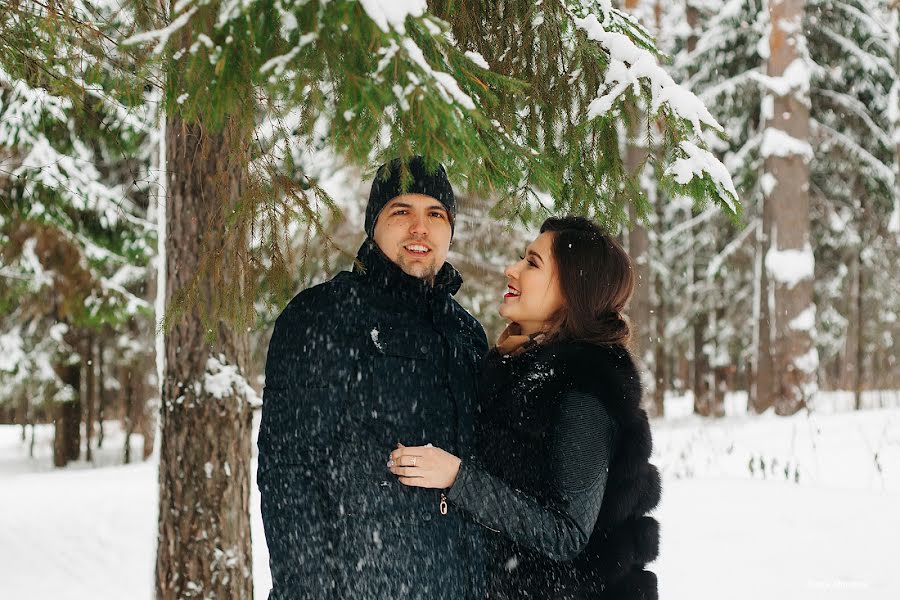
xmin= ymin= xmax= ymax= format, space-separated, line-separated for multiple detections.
xmin=652 ymin=396 xmax=900 ymax=600
xmin=1 ymin=399 xmax=899 ymax=600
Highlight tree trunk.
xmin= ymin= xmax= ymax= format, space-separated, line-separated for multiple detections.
xmin=17 ymin=388 xmax=27 ymax=441
xmin=53 ymin=361 xmax=81 ymax=467
xmin=122 ymin=364 xmax=134 ymax=465
xmin=653 ymin=189 xmax=666 ymax=417
xmin=692 ymin=304 xmax=711 ymax=415
xmin=154 ymin=113 xmax=254 ymax=599
xmin=760 ymin=0 xmax=815 ymax=416
xmin=751 ymin=210 xmax=774 ymax=412
xmin=893 ymin=5 xmax=900 ymax=239
xmin=620 ymin=2 xmax=653 ymax=404
xmin=646 ymin=0 xmax=665 ymax=419
xmin=684 ymin=0 xmax=711 ymax=416
xmin=97 ymin=333 xmax=106 ymax=449
xmin=628 ymin=201 xmax=652 ymax=367
xmin=841 ymin=249 xmax=859 ymax=392
xmin=140 ymin=358 xmax=157 ymax=461
xmin=854 ymin=246 xmax=864 ymax=410
xmin=53 ymin=403 xmax=73 ymax=468
xmin=712 ymin=304 xmax=727 ymax=417
xmin=84 ymin=332 xmax=95 ymax=462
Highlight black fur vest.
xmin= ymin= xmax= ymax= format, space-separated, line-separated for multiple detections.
xmin=475 ymin=340 xmax=661 ymax=599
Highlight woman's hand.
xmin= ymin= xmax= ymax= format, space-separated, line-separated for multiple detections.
xmin=387 ymin=443 xmax=461 ymax=489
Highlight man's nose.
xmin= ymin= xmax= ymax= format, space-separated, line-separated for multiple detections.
xmin=409 ymin=213 xmax=428 ymax=237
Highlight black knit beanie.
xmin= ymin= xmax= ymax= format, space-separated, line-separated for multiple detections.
xmin=365 ymin=156 xmax=456 ymax=238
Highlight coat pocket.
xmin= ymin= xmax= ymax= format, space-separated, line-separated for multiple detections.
xmin=349 ymin=325 xmax=436 ymax=429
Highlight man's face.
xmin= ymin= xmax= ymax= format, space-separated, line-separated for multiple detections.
xmin=372 ymin=194 xmax=452 ymax=284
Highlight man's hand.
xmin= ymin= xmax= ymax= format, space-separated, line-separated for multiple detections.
xmin=387 ymin=443 xmax=461 ymax=489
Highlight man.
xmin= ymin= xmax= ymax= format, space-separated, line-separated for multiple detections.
xmin=258 ymin=156 xmax=488 ymax=599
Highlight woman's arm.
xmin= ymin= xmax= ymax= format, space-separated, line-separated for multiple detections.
xmin=389 ymin=390 xmax=617 ymax=561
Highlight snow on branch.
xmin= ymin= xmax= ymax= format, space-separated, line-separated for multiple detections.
xmin=260 ymin=33 xmax=318 ymax=76
xmin=706 ymin=217 xmax=758 ymax=280
xmin=819 ymin=25 xmax=895 ymax=79
xmin=812 ymin=120 xmax=896 ymax=187
xmin=0 ymin=72 xmax=72 ymax=140
xmin=121 ymin=6 xmax=199 ymax=55
xmin=0 ymin=328 xmax=26 ymax=374
xmin=398 ymin=38 xmax=476 ymax=111
xmin=816 ymin=89 xmax=895 ymax=150
xmin=358 ymin=0 xmax=427 ymax=34
xmin=97 ymin=271 xmax=152 ymax=317
xmin=666 ymin=141 xmax=739 ymax=213
xmin=569 ymin=2 xmax=738 ymax=213
xmin=13 ymin=137 xmax=136 ymax=229
xmin=571 ymin=9 xmax=722 ymax=135
xmin=697 ymin=70 xmax=758 ymax=103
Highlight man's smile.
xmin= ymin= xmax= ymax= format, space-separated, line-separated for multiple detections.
xmin=403 ymin=243 xmax=432 ymax=258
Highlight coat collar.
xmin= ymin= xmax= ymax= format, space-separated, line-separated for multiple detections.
xmin=352 ymin=238 xmax=463 ymax=310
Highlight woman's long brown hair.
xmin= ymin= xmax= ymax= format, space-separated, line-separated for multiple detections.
xmin=541 ymin=216 xmax=635 ymax=347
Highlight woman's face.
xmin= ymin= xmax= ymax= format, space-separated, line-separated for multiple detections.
xmin=499 ymin=231 xmax=564 ymax=336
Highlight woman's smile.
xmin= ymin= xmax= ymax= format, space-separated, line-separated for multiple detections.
xmin=504 ymin=285 xmax=521 ymax=299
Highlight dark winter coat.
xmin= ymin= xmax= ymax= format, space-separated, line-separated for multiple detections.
xmin=447 ymin=340 xmax=661 ymax=599
xmin=257 ymin=238 xmax=489 ymax=600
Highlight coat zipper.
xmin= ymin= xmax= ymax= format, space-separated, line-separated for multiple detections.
xmin=440 ymin=493 xmax=448 ymax=515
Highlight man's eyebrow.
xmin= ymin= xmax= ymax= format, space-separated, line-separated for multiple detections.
xmin=428 ymin=204 xmax=448 ymax=213
xmin=526 ymin=249 xmax=544 ymax=264
xmin=387 ymin=201 xmax=413 ymax=210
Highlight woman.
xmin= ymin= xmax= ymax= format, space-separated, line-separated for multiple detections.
xmin=388 ymin=216 xmax=661 ymax=599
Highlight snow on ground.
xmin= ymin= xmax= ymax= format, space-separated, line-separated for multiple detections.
xmin=651 ymin=399 xmax=900 ymax=600
xmin=1 ymin=400 xmax=898 ymax=599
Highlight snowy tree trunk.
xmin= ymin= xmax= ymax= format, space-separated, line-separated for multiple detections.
xmin=759 ymin=0 xmax=816 ymax=415
xmin=154 ymin=115 xmax=254 ymax=598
